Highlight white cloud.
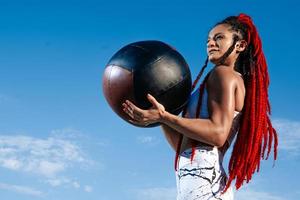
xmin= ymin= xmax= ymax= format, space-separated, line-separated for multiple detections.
xmin=2 ymin=158 xmax=22 ymax=170
xmin=136 ymin=135 xmax=159 ymax=145
xmin=235 ymin=188 xmax=285 ymax=200
xmin=46 ymin=177 xmax=81 ymax=189
xmin=96 ymin=140 xmax=110 ymax=147
xmin=84 ymin=185 xmax=93 ymax=193
xmin=0 ymin=135 xmax=89 ymax=178
xmin=38 ymin=160 xmax=65 ymax=177
xmin=0 ymin=182 xmax=44 ymax=197
xmin=0 ymin=131 xmax=98 ymax=193
xmin=50 ymin=128 xmax=85 ymax=140
xmin=73 ymin=181 xmax=80 ymax=189
xmin=272 ymin=119 xmax=300 ymax=155
xmin=134 ymin=187 xmax=176 ymax=200
xmin=46 ymin=178 xmax=64 ymax=187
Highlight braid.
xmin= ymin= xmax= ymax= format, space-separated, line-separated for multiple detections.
xmin=217 ymin=35 xmax=240 ymax=66
xmin=221 ymin=14 xmax=278 ymax=192
xmin=191 ymin=56 xmax=209 ymax=90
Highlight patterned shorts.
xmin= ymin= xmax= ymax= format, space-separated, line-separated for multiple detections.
xmin=176 ymin=146 xmax=234 ymax=200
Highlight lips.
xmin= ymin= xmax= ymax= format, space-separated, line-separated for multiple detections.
xmin=208 ymin=49 xmax=219 ymax=53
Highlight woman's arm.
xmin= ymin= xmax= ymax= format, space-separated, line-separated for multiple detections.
xmin=160 ymin=124 xmax=182 ymax=151
xmin=122 ymin=66 xmax=238 ymax=147
xmin=160 ymin=67 xmax=237 ymax=147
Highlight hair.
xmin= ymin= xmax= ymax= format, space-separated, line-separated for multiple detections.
xmin=175 ymin=13 xmax=278 ymax=192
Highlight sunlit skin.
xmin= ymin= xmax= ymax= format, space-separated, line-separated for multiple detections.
xmin=122 ymin=24 xmax=247 ymax=152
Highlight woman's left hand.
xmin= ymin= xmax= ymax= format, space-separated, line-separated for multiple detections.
xmin=122 ymin=94 xmax=165 ymax=126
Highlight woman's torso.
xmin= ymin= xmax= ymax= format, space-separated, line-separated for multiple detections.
xmin=180 ymin=70 xmax=245 ymax=153
xmin=175 ymin=70 xmax=244 ymax=200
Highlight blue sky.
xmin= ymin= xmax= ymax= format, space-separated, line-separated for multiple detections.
xmin=0 ymin=0 xmax=299 ymax=199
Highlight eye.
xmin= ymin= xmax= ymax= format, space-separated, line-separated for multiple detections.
xmin=215 ymin=35 xmax=224 ymax=40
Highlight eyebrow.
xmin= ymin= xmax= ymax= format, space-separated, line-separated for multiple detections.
xmin=207 ymin=32 xmax=224 ymax=39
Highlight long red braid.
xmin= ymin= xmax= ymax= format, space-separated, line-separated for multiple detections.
xmin=174 ymin=13 xmax=278 ymax=192
xmin=223 ymin=13 xmax=278 ymax=191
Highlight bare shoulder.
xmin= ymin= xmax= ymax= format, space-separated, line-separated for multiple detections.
xmin=208 ymin=66 xmax=238 ymax=88
xmin=207 ymin=66 xmax=245 ymax=112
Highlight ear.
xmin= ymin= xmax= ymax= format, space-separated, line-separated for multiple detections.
xmin=236 ymin=40 xmax=247 ymax=53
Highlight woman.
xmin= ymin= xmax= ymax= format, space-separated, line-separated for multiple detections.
xmin=122 ymin=13 xmax=278 ymax=200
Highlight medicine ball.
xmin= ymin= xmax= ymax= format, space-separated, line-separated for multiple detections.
xmin=102 ymin=40 xmax=192 ymax=127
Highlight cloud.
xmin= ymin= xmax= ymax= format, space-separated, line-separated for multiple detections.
xmin=46 ymin=177 xmax=82 ymax=190
xmin=84 ymin=185 xmax=93 ymax=193
xmin=50 ymin=128 xmax=85 ymax=140
xmin=0 ymin=182 xmax=44 ymax=197
xmin=37 ymin=160 xmax=65 ymax=177
xmin=136 ymin=135 xmax=160 ymax=145
xmin=50 ymin=128 xmax=110 ymax=148
xmin=1 ymin=158 xmax=22 ymax=170
xmin=0 ymin=131 xmax=98 ymax=193
xmin=235 ymin=188 xmax=285 ymax=200
xmin=133 ymin=187 xmax=176 ymax=200
xmin=272 ymin=119 xmax=300 ymax=155
xmin=0 ymin=135 xmax=88 ymax=177
xmin=46 ymin=178 xmax=65 ymax=187
xmin=73 ymin=181 xmax=80 ymax=189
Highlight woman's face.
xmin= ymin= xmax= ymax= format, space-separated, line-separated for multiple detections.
xmin=207 ymin=24 xmax=237 ymax=64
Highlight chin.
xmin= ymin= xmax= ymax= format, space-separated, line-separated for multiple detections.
xmin=208 ymin=56 xmax=220 ymax=65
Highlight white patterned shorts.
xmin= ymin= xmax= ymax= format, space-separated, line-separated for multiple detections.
xmin=176 ymin=146 xmax=234 ymax=200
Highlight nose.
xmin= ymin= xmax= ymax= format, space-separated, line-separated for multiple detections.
xmin=207 ymin=39 xmax=216 ymax=48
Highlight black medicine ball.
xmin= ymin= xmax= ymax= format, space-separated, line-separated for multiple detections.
xmin=102 ymin=40 xmax=192 ymax=127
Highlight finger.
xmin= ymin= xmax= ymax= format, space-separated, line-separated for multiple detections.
xmin=123 ymin=102 xmax=142 ymax=118
xmin=129 ymin=120 xmax=150 ymax=127
xmin=123 ymin=101 xmax=133 ymax=110
xmin=147 ymin=94 xmax=161 ymax=108
xmin=123 ymin=107 xmax=135 ymax=119
xmin=134 ymin=112 xmax=144 ymax=120
xmin=125 ymin=101 xmax=145 ymax=119
xmin=129 ymin=119 xmax=147 ymax=127
xmin=123 ymin=104 xmax=144 ymax=121
xmin=125 ymin=100 xmax=144 ymax=113
xmin=122 ymin=103 xmax=133 ymax=115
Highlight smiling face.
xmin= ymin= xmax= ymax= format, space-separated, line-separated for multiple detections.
xmin=207 ymin=24 xmax=243 ymax=65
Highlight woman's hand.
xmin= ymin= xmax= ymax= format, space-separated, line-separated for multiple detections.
xmin=122 ymin=94 xmax=165 ymax=126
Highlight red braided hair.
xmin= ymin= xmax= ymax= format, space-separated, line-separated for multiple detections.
xmin=223 ymin=13 xmax=278 ymax=191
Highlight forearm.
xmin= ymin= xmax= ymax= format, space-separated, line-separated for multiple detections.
xmin=160 ymin=124 xmax=182 ymax=151
xmin=160 ymin=111 xmax=225 ymax=147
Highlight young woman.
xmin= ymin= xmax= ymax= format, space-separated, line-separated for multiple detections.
xmin=122 ymin=13 xmax=278 ymax=200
